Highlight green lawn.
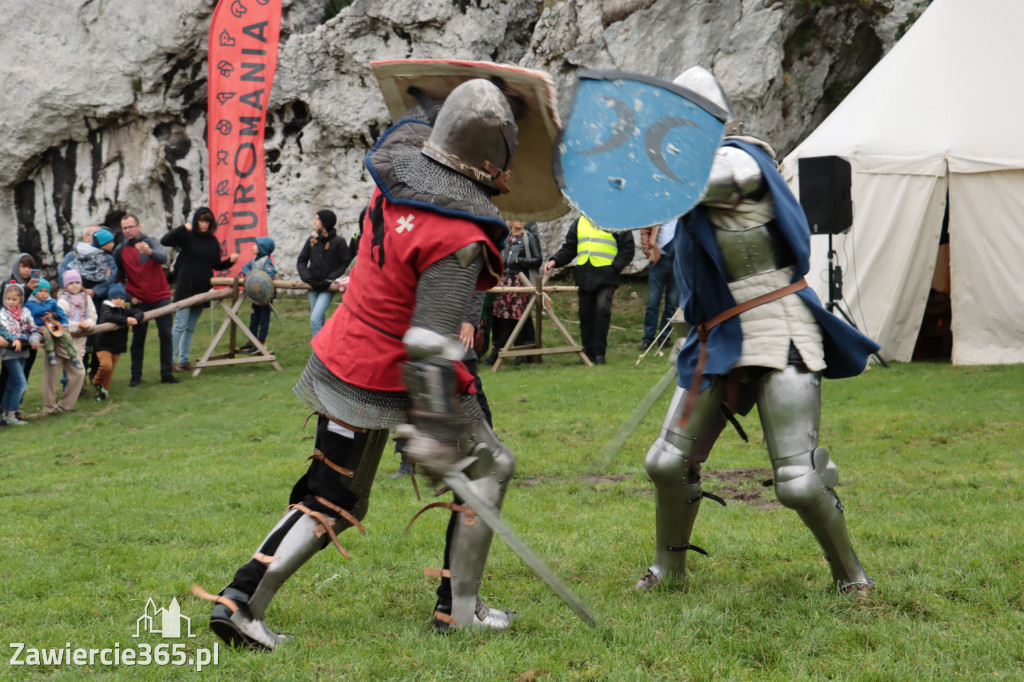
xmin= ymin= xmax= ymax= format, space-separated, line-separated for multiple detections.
xmin=2 ymin=281 xmax=1022 ymax=680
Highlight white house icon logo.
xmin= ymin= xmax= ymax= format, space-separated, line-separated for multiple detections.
xmin=133 ymin=597 xmax=196 ymax=639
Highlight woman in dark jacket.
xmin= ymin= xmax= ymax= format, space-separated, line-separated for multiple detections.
xmin=486 ymin=220 xmax=543 ymax=365
xmin=296 ymin=209 xmax=350 ymax=336
xmin=161 ymin=207 xmax=238 ymax=371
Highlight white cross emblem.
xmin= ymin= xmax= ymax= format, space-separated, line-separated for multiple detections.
xmin=395 ymin=214 xmax=415 ymax=234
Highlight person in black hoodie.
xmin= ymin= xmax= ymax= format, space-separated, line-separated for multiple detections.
xmin=161 ymin=207 xmax=238 ymax=372
xmin=296 ymin=209 xmax=350 ymax=337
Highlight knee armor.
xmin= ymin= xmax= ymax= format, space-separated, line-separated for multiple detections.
xmin=757 ymin=366 xmax=872 ymax=590
xmin=642 ymin=384 xmax=727 ymax=583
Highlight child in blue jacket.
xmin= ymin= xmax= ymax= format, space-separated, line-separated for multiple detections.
xmin=25 ymin=279 xmax=82 ymax=370
xmin=239 ymin=237 xmax=277 ymax=353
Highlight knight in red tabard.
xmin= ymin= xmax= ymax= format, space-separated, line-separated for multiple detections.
xmin=194 ymin=79 xmax=520 ymax=650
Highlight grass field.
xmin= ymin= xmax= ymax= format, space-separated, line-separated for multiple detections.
xmin=1 ymin=280 xmax=1022 ymax=680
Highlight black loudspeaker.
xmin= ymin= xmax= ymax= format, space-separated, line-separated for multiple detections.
xmin=798 ymin=155 xmax=852 ymax=235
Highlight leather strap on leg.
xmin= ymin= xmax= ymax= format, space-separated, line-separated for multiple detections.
xmin=190 ymin=584 xmax=238 ymax=613
xmin=423 ymin=568 xmax=451 ymax=578
xmin=311 ymin=495 xmax=366 ymax=535
xmin=404 ymin=501 xmax=477 ymax=534
xmin=303 ymin=411 xmax=366 ymax=434
xmin=307 ymin=449 xmax=355 ymax=478
xmin=433 ymin=611 xmax=457 ymax=626
xmin=288 ymin=502 xmax=357 ymax=559
xmin=666 ymin=543 xmax=709 ymax=555
xmin=252 ymin=552 xmax=275 ymax=566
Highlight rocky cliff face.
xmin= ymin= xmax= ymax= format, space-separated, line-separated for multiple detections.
xmin=0 ymin=0 xmax=925 ymax=277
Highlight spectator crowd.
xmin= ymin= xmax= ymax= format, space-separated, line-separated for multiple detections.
xmin=2 ymin=207 xmax=668 ymax=427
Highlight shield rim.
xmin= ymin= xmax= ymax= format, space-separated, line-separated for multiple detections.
xmin=371 ymin=59 xmax=569 ymax=223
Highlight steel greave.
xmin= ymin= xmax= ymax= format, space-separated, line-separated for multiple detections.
xmin=448 ymin=421 xmax=515 ymax=628
xmin=758 ymin=366 xmax=871 ymax=588
xmin=647 ymin=440 xmax=703 ymax=582
xmin=247 ymin=511 xmax=331 ymax=620
xmin=644 ymin=383 xmax=725 ymax=582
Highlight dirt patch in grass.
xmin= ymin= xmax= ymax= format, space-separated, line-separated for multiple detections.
xmin=705 ymin=467 xmax=780 ymax=509
xmin=581 ymin=474 xmax=632 ymax=485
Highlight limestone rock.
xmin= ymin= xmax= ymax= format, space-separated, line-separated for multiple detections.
xmin=0 ymin=0 xmax=929 ymax=279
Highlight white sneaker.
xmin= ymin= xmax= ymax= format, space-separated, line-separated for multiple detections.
xmin=4 ymin=411 xmax=28 ymax=426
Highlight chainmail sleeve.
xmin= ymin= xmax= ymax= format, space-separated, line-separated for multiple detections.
xmin=410 ymin=252 xmax=485 ymax=336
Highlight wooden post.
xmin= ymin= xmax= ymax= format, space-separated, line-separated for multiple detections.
xmin=228 ymin=275 xmax=240 ymax=357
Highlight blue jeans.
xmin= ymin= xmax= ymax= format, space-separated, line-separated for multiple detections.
xmin=172 ymin=306 xmax=204 ymax=364
xmin=1 ymin=358 xmax=28 ymax=411
xmin=643 ymin=257 xmax=680 ymax=344
xmin=308 ymin=291 xmax=335 ymax=337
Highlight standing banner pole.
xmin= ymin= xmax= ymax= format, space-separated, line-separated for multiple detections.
xmin=207 ymin=0 xmax=282 ymax=278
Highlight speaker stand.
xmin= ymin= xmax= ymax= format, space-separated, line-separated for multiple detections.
xmin=826 ymin=234 xmax=889 ymax=368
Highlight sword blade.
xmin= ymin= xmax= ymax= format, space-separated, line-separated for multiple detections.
xmin=587 ymin=364 xmax=678 ymax=475
xmin=442 ymin=471 xmax=598 ymax=629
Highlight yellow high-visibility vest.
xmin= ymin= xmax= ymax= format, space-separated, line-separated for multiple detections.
xmin=576 ymin=216 xmax=617 ymax=267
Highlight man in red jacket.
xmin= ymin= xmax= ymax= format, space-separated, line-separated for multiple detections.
xmin=113 ymin=214 xmax=178 ymax=385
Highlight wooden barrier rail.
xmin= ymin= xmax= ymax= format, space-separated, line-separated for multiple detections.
xmin=69 ymin=273 xmax=588 ymax=374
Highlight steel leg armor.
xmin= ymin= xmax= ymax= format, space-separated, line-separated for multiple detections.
xmin=639 ymin=382 xmax=728 ymax=589
xmin=401 ymin=326 xmax=516 ymax=630
xmin=435 ymin=418 xmax=516 ymax=630
xmin=757 ymin=366 xmax=872 ymax=590
xmin=199 ymin=418 xmax=389 ymax=650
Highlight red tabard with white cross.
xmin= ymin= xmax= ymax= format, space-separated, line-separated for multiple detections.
xmin=312 ymin=189 xmax=502 ymax=393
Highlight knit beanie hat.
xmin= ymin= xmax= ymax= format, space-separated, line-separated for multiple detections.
xmin=108 ymin=283 xmax=127 ymax=300
xmin=316 ymin=210 xmax=337 ymax=232
xmin=93 ymin=228 xmax=115 ymax=247
xmin=35 ymin=278 xmax=51 ymax=292
xmin=62 ymin=270 xmax=83 ymax=286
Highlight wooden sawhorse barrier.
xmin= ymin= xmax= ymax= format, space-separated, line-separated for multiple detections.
xmin=192 ymin=276 xmax=282 ymax=376
xmin=204 ymin=276 xmax=320 ymax=376
xmin=489 ymin=273 xmax=591 ymax=371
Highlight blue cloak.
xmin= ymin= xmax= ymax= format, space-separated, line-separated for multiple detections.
xmin=673 ymin=139 xmax=880 ymax=389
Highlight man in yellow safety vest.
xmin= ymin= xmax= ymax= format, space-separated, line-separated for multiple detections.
xmin=543 ymin=215 xmax=635 ymax=364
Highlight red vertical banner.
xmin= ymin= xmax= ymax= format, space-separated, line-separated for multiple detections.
xmin=207 ymin=0 xmax=282 ymax=277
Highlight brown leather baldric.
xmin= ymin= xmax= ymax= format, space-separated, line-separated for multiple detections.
xmin=678 ymin=278 xmax=808 ymax=428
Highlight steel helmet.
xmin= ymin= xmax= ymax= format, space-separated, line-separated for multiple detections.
xmin=421 ymin=79 xmax=518 ymax=194
xmin=673 ymin=66 xmax=732 ymax=118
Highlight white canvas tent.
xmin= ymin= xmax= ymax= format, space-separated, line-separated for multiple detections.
xmin=781 ymin=0 xmax=1024 ymax=365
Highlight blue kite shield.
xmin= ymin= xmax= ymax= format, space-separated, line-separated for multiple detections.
xmin=555 ymin=70 xmax=728 ymax=231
